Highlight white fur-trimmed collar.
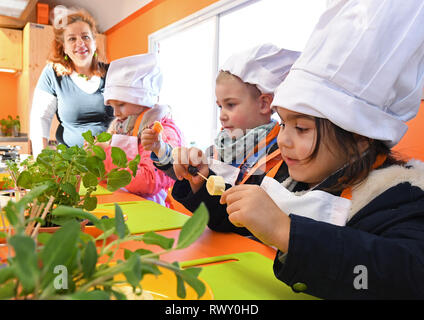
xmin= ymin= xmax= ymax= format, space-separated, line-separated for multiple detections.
xmin=280 ymin=160 xmax=424 ymax=221
xmin=349 ymin=159 xmax=424 ymax=220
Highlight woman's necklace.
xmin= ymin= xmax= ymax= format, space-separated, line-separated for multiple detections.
xmin=78 ymin=73 xmax=89 ymax=81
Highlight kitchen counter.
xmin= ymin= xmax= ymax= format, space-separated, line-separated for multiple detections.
xmin=0 ymin=133 xmax=28 ymax=142
xmin=0 ymin=134 xmax=30 ymax=154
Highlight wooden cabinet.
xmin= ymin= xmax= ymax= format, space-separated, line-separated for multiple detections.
xmin=17 ymin=23 xmax=107 ymax=152
xmin=0 ymin=27 xmax=22 ymax=70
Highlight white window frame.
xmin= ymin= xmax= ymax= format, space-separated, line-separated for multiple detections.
xmin=148 ymin=0 xmax=332 ymax=147
xmin=148 ymin=0 xmax=257 ymax=142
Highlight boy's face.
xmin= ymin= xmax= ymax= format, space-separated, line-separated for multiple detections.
xmin=276 ymin=107 xmax=348 ymax=187
xmin=107 ymin=100 xmax=146 ymax=121
xmin=215 ymin=77 xmax=269 ymax=137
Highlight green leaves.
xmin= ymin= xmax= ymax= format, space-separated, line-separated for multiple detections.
xmin=96 ymin=132 xmax=112 ymax=143
xmin=0 ymin=137 xmax=209 ymax=300
xmin=175 ymin=266 xmax=206 ymax=299
xmin=82 ymin=131 xmax=95 ymax=145
xmin=128 ymin=155 xmax=140 ymax=177
xmin=177 ymin=202 xmax=209 ymax=249
xmin=51 ymin=206 xmax=101 ymax=226
xmin=106 ymin=170 xmax=132 ymax=192
xmin=111 ymin=147 xmax=128 ymax=168
xmin=41 ymin=220 xmax=80 ymax=268
xmin=114 ymin=203 xmax=126 ymax=239
xmin=8 ymin=235 xmax=39 ymax=292
xmin=16 ymin=171 xmax=32 ymax=189
xmin=82 ymin=172 xmax=98 ymax=188
xmin=142 ymin=232 xmax=175 ymax=249
xmin=82 ymin=241 xmax=98 ymax=278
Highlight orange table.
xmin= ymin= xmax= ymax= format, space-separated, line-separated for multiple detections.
xmin=95 ymin=187 xmax=277 ymax=262
xmin=1 ymin=187 xmax=281 ymax=300
xmin=119 ymin=227 xmax=277 ymax=262
xmin=96 ymin=186 xmax=145 ymax=204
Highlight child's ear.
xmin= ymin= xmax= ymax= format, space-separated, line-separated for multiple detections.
xmin=259 ymin=93 xmax=274 ymax=114
xmin=354 ymin=134 xmax=371 ymax=154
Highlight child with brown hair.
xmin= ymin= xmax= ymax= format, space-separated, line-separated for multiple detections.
xmin=221 ymin=0 xmax=424 ymax=299
xmin=142 ymin=44 xmax=300 ymax=236
xmin=101 ymin=53 xmax=183 ymax=206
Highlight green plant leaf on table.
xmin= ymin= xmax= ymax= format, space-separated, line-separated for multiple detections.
xmin=142 ymin=231 xmax=174 ymax=250
xmin=111 ymin=147 xmax=128 ymax=168
xmin=177 ymin=202 xmax=209 ymax=249
xmin=82 ymin=241 xmax=98 ymax=279
xmin=8 ymin=235 xmax=39 ymax=292
xmin=106 ymin=170 xmax=132 ymax=192
xmin=114 ymin=203 xmax=126 ymax=239
xmin=0 ymin=144 xmax=209 ymax=300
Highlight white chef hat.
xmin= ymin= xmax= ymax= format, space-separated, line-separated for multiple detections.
xmin=220 ymin=43 xmax=301 ymax=94
xmin=104 ymin=53 xmax=162 ymax=108
xmin=272 ymin=0 xmax=424 ymax=147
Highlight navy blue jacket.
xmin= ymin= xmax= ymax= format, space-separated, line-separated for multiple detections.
xmin=275 ymin=160 xmax=424 ymax=299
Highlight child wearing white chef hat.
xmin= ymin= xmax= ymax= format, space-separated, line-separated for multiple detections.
xmin=141 ymin=43 xmax=300 ymax=236
xmin=101 ymin=53 xmax=184 ymax=206
xmin=221 ymin=0 xmax=424 ymax=299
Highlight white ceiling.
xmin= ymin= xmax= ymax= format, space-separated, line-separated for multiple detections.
xmin=41 ymin=0 xmax=152 ymax=32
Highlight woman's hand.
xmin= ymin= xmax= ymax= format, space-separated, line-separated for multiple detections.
xmin=220 ymin=184 xmax=291 ymax=252
xmin=173 ymin=147 xmax=209 ymax=193
xmin=140 ymin=128 xmax=162 ymax=155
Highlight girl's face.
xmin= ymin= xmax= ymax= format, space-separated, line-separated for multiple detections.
xmin=63 ymin=21 xmax=96 ymax=68
xmin=215 ymin=77 xmax=270 ymax=137
xmin=276 ymin=107 xmax=349 ymax=187
xmin=108 ymin=100 xmax=147 ymax=121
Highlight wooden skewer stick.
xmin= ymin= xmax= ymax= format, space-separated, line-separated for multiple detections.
xmin=25 ymin=202 xmax=45 ymax=236
xmin=31 ymin=196 xmax=55 ymax=239
xmin=188 ymin=165 xmax=208 ymax=181
xmin=25 ymin=200 xmax=38 ymax=233
xmin=196 ymin=172 xmax=208 ymax=181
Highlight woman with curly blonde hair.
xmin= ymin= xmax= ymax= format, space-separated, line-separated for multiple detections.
xmin=30 ymin=7 xmax=113 ymax=156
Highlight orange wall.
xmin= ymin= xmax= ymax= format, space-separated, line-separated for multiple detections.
xmin=0 ymin=73 xmax=18 ymax=120
xmin=105 ymin=0 xmax=220 ymax=60
xmin=394 ymin=100 xmax=424 ymax=161
xmin=106 ymin=0 xmax=424 ymax=161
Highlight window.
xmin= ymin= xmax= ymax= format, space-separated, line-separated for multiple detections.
xmin=150 ymin=0 xmax=327 ymax=150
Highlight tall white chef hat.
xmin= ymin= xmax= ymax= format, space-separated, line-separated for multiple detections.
xmin=220 ymin=43 xmax=301 ymax=94
xmin=104 ymin=53 xmax=162 ymax=108
xmin=272 ymin=0 xmax=424 ymax=147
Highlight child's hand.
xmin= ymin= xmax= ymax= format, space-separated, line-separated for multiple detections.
xmin=173 ymin=147 xmax=209 ymax=193
xmin=140 ymin=128 xmax=162 ymax=155
xmin=220 ymin=184 xmax=291 ymax=252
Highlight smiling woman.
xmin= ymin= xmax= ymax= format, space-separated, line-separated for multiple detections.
xmin=29 ymin=7 xmax=114 ymax=157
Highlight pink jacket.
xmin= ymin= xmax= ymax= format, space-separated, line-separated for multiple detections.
xmin=103 ymin=107 xmax=183 ymax=206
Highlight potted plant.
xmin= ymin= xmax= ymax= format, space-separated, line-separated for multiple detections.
xmin=0 ymin=119 xmax=8 ymax=136
xmin=5 ymin=130 xmax=140 ymax=228
xmin=9 ymin=115 xmax=20 ymax=137
xmin=0 ymin=185 xmax=209 ymax=300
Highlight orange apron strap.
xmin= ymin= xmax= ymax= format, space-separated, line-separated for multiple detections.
xmin=341 ymin=154 xmax=388 ymax=200
xmin=265 ymin=159 xmax=284 ymax=179
xmin=239 ymin=149 xmax=282 ymax=185
xmin=132 ymin=109 xmax=149 ymax=137
xmin=242 ymin=122 xmax=280 ymax=164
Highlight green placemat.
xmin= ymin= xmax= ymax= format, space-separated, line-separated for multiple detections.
xmin=181 ymin=252 xmax=318 ymax=300
xmin=79 ymin=184 xmax=113 ymax=196
xmin=95 ymin=200 xmax=190 ymax=234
